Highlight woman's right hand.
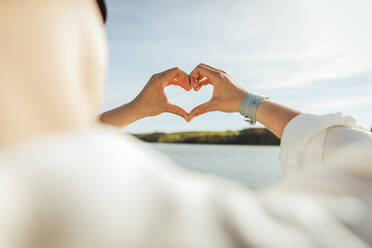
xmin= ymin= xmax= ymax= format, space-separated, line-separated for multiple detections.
xmin=189 ymin=63 xmax=301 ymax=138
xmin=189 ymin=64 xmax=248 ymax=120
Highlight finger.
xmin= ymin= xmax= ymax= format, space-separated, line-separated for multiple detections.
xmin=190 ymin=64 xmax=223 ymax=91
xmin=189 ymin=64 xmax=217 ymax=85
xmin=167 ymin=79 xmax=190 ymax=91
xmin=194 ymin=78 xmax=212 ymax=91
xmin=189 ymin=100 xmax=217 ymax=120
xmin=190 ymin=75 xmax=198 ymax=89
xmin=159 ymin=67 xmax=183 ymax=77
xmin=164 ymin=103 xmax=190 ymax=122
xmin=162 ymin=67 xmax=191 ymax=91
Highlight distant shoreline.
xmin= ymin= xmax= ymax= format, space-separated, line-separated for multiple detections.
xmin=132 ymin=128 xmax=280 ymax=146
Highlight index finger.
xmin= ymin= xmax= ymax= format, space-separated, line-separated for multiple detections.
xmin=161 ymin=67 xmax=191 ymax=91
xmin=189 ymin=64 xmax=219 ymax=88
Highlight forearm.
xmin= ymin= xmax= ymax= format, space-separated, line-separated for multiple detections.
xmin=255 ymin=99 xmax=302 ymax=139
xmin=99 ymin=101 xmax=145 ymax=128
xmin=188 ymin=64 xmax=302 ymax=139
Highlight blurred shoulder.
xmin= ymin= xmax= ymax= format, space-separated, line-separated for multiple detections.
xmin=0 ymin=125 xmax=174 ymax=174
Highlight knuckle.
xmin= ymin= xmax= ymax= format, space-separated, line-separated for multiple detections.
xmin=151 ymin=73 xmax=160 ymax=80
xmin=172 ymin=67 xmax=180 ymax=72
xmin=215 ymin=71 xmax=224 ymax=77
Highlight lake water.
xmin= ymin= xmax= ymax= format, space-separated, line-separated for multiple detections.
xmin=152 ymin=144 xmax=282 ymax=189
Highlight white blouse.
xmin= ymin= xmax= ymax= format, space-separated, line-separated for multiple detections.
xmin=0 ymin=113 xmax=371 ymax=248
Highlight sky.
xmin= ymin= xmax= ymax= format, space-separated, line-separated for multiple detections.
xmin=102 ymin=0 xmax=372 ymax=133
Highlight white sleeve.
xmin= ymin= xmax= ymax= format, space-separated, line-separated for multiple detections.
xmin=279 ymin=112 xmax=370 ymax=175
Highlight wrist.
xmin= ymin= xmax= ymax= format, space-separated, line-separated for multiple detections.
xmin=239 ymin=92 xmax=268 ymax=125
xmin=128 ymin=98 xmax=147 ymax=120
xmin=233 ymin=89 xmax=249 ymax=113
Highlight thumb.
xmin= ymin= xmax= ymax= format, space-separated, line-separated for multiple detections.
xmin=189 ymin=100 xmax=217 ymax=121
xmin=164 ymin=103 xmax=190 ymax=122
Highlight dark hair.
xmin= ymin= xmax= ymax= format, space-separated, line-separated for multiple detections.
xmin=96 ymin=0 xmax=107 ymax=23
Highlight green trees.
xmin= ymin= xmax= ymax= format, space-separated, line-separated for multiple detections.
xmin=133 ymin=128 xmax=280 ymax=145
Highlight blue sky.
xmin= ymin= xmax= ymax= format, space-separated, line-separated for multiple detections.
xmin=103 ymin=0 xmax=372 ymax=133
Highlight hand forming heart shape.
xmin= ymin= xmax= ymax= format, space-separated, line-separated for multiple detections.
xmin=132 ymin=64 xmax=248 ymax=123
xmin=165 ymin=84 xmax=213 ymax=115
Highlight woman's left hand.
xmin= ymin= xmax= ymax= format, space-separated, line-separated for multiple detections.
xmin=99 ymin=67 xmax=191 ymax=128
xmin=132 ymin=67 xmax=191 ymax=121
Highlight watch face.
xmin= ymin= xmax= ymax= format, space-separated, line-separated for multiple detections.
xmin=96 ymin=0 xmax=107 ymax=23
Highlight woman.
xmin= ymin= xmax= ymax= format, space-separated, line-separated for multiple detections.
xmin=0 ymin=0 xmax=371 ymax=247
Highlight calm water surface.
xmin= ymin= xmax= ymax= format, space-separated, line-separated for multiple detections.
xmin=152 ymin=144 xmax=281 ymax=189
